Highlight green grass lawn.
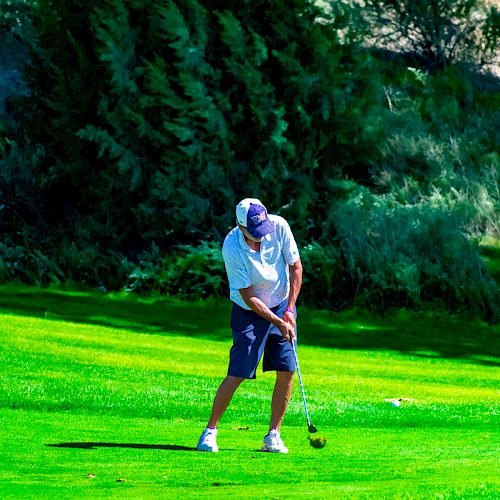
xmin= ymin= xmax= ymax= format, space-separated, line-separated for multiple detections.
xmin=0 ymin=287 xmax=499 ymax=498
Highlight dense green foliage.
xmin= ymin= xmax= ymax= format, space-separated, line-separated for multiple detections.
xmin=0 ymin=1 xmax=498 ymax=319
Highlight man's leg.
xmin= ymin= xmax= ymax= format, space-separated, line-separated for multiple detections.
xmin=197 ymin=376 xmax=244 ymax=452
xmin=207 ymin=375 xmax=244 ymax=429
xmin=269 ymin=371 xmax=294 ymax=431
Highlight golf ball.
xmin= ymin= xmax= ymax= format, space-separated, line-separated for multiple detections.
xmin=392 ymin=399 xmax=401 ymax=407
xmin=309 ymin=435 xmax=327 ymax=448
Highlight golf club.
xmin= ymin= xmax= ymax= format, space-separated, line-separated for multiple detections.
xmin=290 ymin=339 xmax=317 ymax=434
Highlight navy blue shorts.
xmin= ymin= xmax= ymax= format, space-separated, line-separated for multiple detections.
xmin=227 ymin=300 xmax=297 ymax=379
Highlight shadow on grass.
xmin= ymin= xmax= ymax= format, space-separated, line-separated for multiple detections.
xmin=0 ymin=286 xmax=498 ymax=366
xmin=0 ymin=287 xmax=231 ymax=340
xmin=47 ymin=442 xmax=196 ymax=451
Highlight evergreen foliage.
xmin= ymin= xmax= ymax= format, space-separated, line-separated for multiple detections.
xmin=0 ymin=0 xmax=498 ymax=320
xmin=20 ymin=0 xmax=383 ymax=247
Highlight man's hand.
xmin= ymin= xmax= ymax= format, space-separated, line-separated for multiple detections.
xmin=239 ymin=286 xmax=296 ymax=342
xmin=283 ymin=310 xmax=295 ymax=327
xmin=277 ymin=319 xmax=296 ymax=342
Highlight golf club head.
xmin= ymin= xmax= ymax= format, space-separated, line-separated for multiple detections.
xmin=308 ymin=424 xmax=318 ymax=433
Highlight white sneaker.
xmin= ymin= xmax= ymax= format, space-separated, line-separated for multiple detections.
xmin=261 ymin=430 xmax=288 ymax=453
xmin=197 ymin=428 xmax=218 ymax=452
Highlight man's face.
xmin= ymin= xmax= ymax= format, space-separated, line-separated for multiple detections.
xmin=239 ymin=225 xmax=263 ymax=243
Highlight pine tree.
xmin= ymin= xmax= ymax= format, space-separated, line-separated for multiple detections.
xmin=13 ymin=0 xmax=379 ymax=271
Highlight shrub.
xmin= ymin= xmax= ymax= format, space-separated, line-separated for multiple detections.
xmin=372 ymin=64 xmax=500 ymax=237
xmin=334 ymin=188 xmax=499 ymax=321
xmin=361 ymin=0 xmax=499 ymax=69
xmin=126 ymin=241 xmax=227 ymax=299
xmin=0 ymin=236 xmax=65 ymax=287
xmin=0 ymin=234 xmax=135 ymax=290
xmin=299 ymin=242 xmax=345 ymax=310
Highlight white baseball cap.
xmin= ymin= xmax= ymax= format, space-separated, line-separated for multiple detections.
xmin=236 ymin=198 xmax=275 ymax=238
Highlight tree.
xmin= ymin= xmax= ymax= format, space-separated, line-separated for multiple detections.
xmin=19 ymin=0 xmax=375 ymax=249
xmin=360 ymin=0 xmax=499 ymax=69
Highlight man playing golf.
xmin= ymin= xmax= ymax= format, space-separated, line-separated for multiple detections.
xmin=197 ymin=198 xmax=302 ymax=453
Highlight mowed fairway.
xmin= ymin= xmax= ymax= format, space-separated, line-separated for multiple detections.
xmin=0 ymin=289 xmax=499 ymax=499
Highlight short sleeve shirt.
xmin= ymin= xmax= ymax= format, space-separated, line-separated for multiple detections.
xmin=222 ymin=214 xmax=300 ymax=309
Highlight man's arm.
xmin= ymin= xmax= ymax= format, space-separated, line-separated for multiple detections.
xmin=284 ymin=259 xmax=302 ymax=327
xmin=239 ymin=287 xmax=296 ymax=342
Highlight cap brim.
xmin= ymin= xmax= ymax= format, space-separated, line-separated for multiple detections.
xmin=247 ymin=220 xmax=275 ymax=238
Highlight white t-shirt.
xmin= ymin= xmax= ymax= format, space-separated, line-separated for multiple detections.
xmin=222 ymin=214 xmax=300 ymax=309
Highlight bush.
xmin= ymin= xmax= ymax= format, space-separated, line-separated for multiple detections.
xmin=361 ymin=0 xmax=499 ymax=69
xmin=126 ymin=241 xmax=227 ymax=299
xmin=0 ymin=233 xmax=66 ymax=287
xmin=0 ymin=234 xmax=134 ymax=290
xmin=371 ymin=64 xmax=500 ymax=237
xmin=300 ymin=241 xmax=353 ymax=310
xmin=333 ymin=188 xmax=499 ymax=320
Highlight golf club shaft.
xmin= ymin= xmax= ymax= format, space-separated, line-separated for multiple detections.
xmin=291 ymin=339 xmax=313 ymax=429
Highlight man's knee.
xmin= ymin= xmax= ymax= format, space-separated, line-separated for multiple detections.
xmin=225 ymin=375 xmax=245 ymax=388
xmin=276 ymin=371 xmax=294 ymax=383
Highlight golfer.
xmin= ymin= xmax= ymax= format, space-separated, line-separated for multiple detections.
xmin=197 ymin=198 xmax=302 ymax=453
